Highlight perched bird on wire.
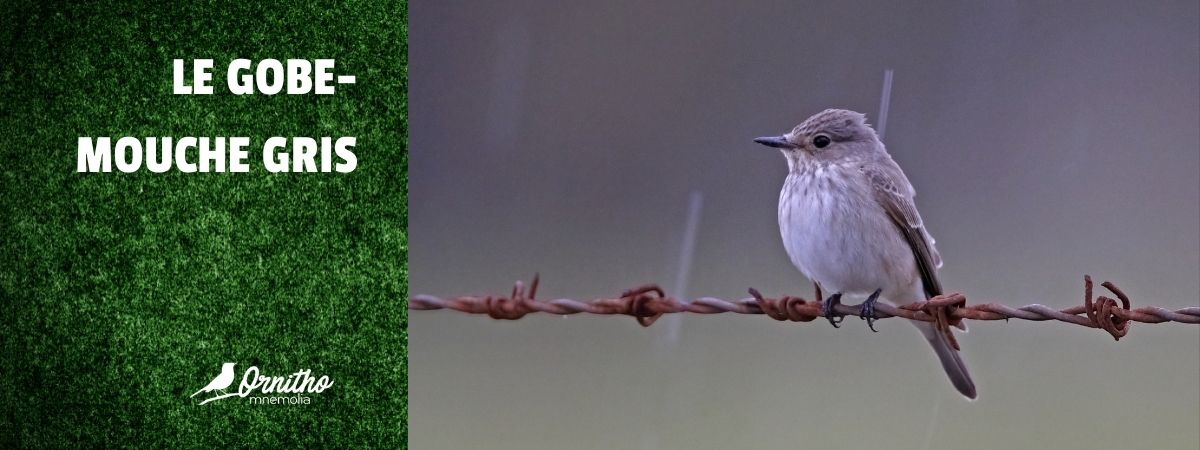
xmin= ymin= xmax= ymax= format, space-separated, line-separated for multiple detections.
xmin=190 ymin=362 xmax=237 ymax=398
xmin=753 ymin=109 xmax=976 ymax=399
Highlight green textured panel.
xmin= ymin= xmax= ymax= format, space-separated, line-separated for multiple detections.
xmin=0 ymin=1 xmax=408 ymax=447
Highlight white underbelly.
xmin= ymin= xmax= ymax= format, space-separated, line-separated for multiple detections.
xmin=778 ymin=171 xmax=918 ymax=297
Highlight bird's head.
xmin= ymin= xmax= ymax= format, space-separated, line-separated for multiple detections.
xmin=222 ymin=362 xmax=236 ymax=369
xmin=754 ymin=109 xmax=882 ymax=169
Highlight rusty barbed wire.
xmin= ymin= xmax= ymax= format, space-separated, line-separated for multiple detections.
xmin=410 ymin=274 xmax=1200 ymax=346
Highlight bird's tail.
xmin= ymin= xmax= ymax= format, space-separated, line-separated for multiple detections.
xmin=916 ymin=321 xmax=977 ymax=399
xmin=190 ymin=389 xmax=205 ymax=398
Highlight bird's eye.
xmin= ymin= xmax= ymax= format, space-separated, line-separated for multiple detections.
xmin=812 ymin=134 xmax=831 ymax=149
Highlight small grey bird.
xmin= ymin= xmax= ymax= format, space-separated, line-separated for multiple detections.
xmin=191 ymin=362 xmax=236 ymax=398
xmin=754 ymin=109 xmax=976 ymax=399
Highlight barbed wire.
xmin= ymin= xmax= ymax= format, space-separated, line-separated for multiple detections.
xmin=410 ymin=274 xmax=1200 ymax=347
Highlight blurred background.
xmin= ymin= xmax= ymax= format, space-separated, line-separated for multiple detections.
xmin=409 ymin=1 xmax=1199 ymax=448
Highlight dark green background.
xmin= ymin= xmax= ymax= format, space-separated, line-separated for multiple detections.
xmin=0 ymin=1 xmax=407 ymax=447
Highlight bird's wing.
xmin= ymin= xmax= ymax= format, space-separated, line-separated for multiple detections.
xmin=214 ymin=373 xmax=234 ymax=389
xmin=860 ymin=160 xmax=943 ymax=298
xmin=190 ymin=383 xmax=212 ymax=397
xmin=199 ymin=379 xmax=220 ymax=393
xmin=198 ymin=374 xmax=227 ymax=391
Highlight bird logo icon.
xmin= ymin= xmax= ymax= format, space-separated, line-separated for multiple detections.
xmin=191 ymin=362 xmax=236 ymax=401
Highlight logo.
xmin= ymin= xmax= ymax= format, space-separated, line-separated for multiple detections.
xmin=190 ymin=362 xmax=333 ymax=406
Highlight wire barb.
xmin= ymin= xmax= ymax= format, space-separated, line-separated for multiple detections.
xmin=410 ymin=274 xmax=1200 ymax=341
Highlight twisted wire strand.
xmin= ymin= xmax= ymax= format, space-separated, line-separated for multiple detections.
xmin=410 ymin=274 xmax=1200 ymax=343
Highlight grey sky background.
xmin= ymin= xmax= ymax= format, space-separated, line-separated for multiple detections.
xmin=409 ymin=1 xmax=1200 ymax=448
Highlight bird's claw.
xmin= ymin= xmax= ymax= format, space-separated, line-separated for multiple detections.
xmin=861 ymin=288 xmax=882 ymax=332
xmin=821 ymin=292 xmax=844 ymax=328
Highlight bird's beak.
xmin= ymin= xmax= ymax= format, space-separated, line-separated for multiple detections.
xmin=753 ymin=135 xmax=796 ymax=149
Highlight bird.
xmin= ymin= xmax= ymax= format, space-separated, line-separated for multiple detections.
xmin=191 ymin=362 xmax=236 ymax=398
xmin=753 ymin=109 xmax=976 ymax=399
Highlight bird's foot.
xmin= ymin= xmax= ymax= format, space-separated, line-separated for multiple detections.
xmin=821 ymin=292 xmax=845 ymax=328
xmin=860 ymin=288 xmax=882 ymax=332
